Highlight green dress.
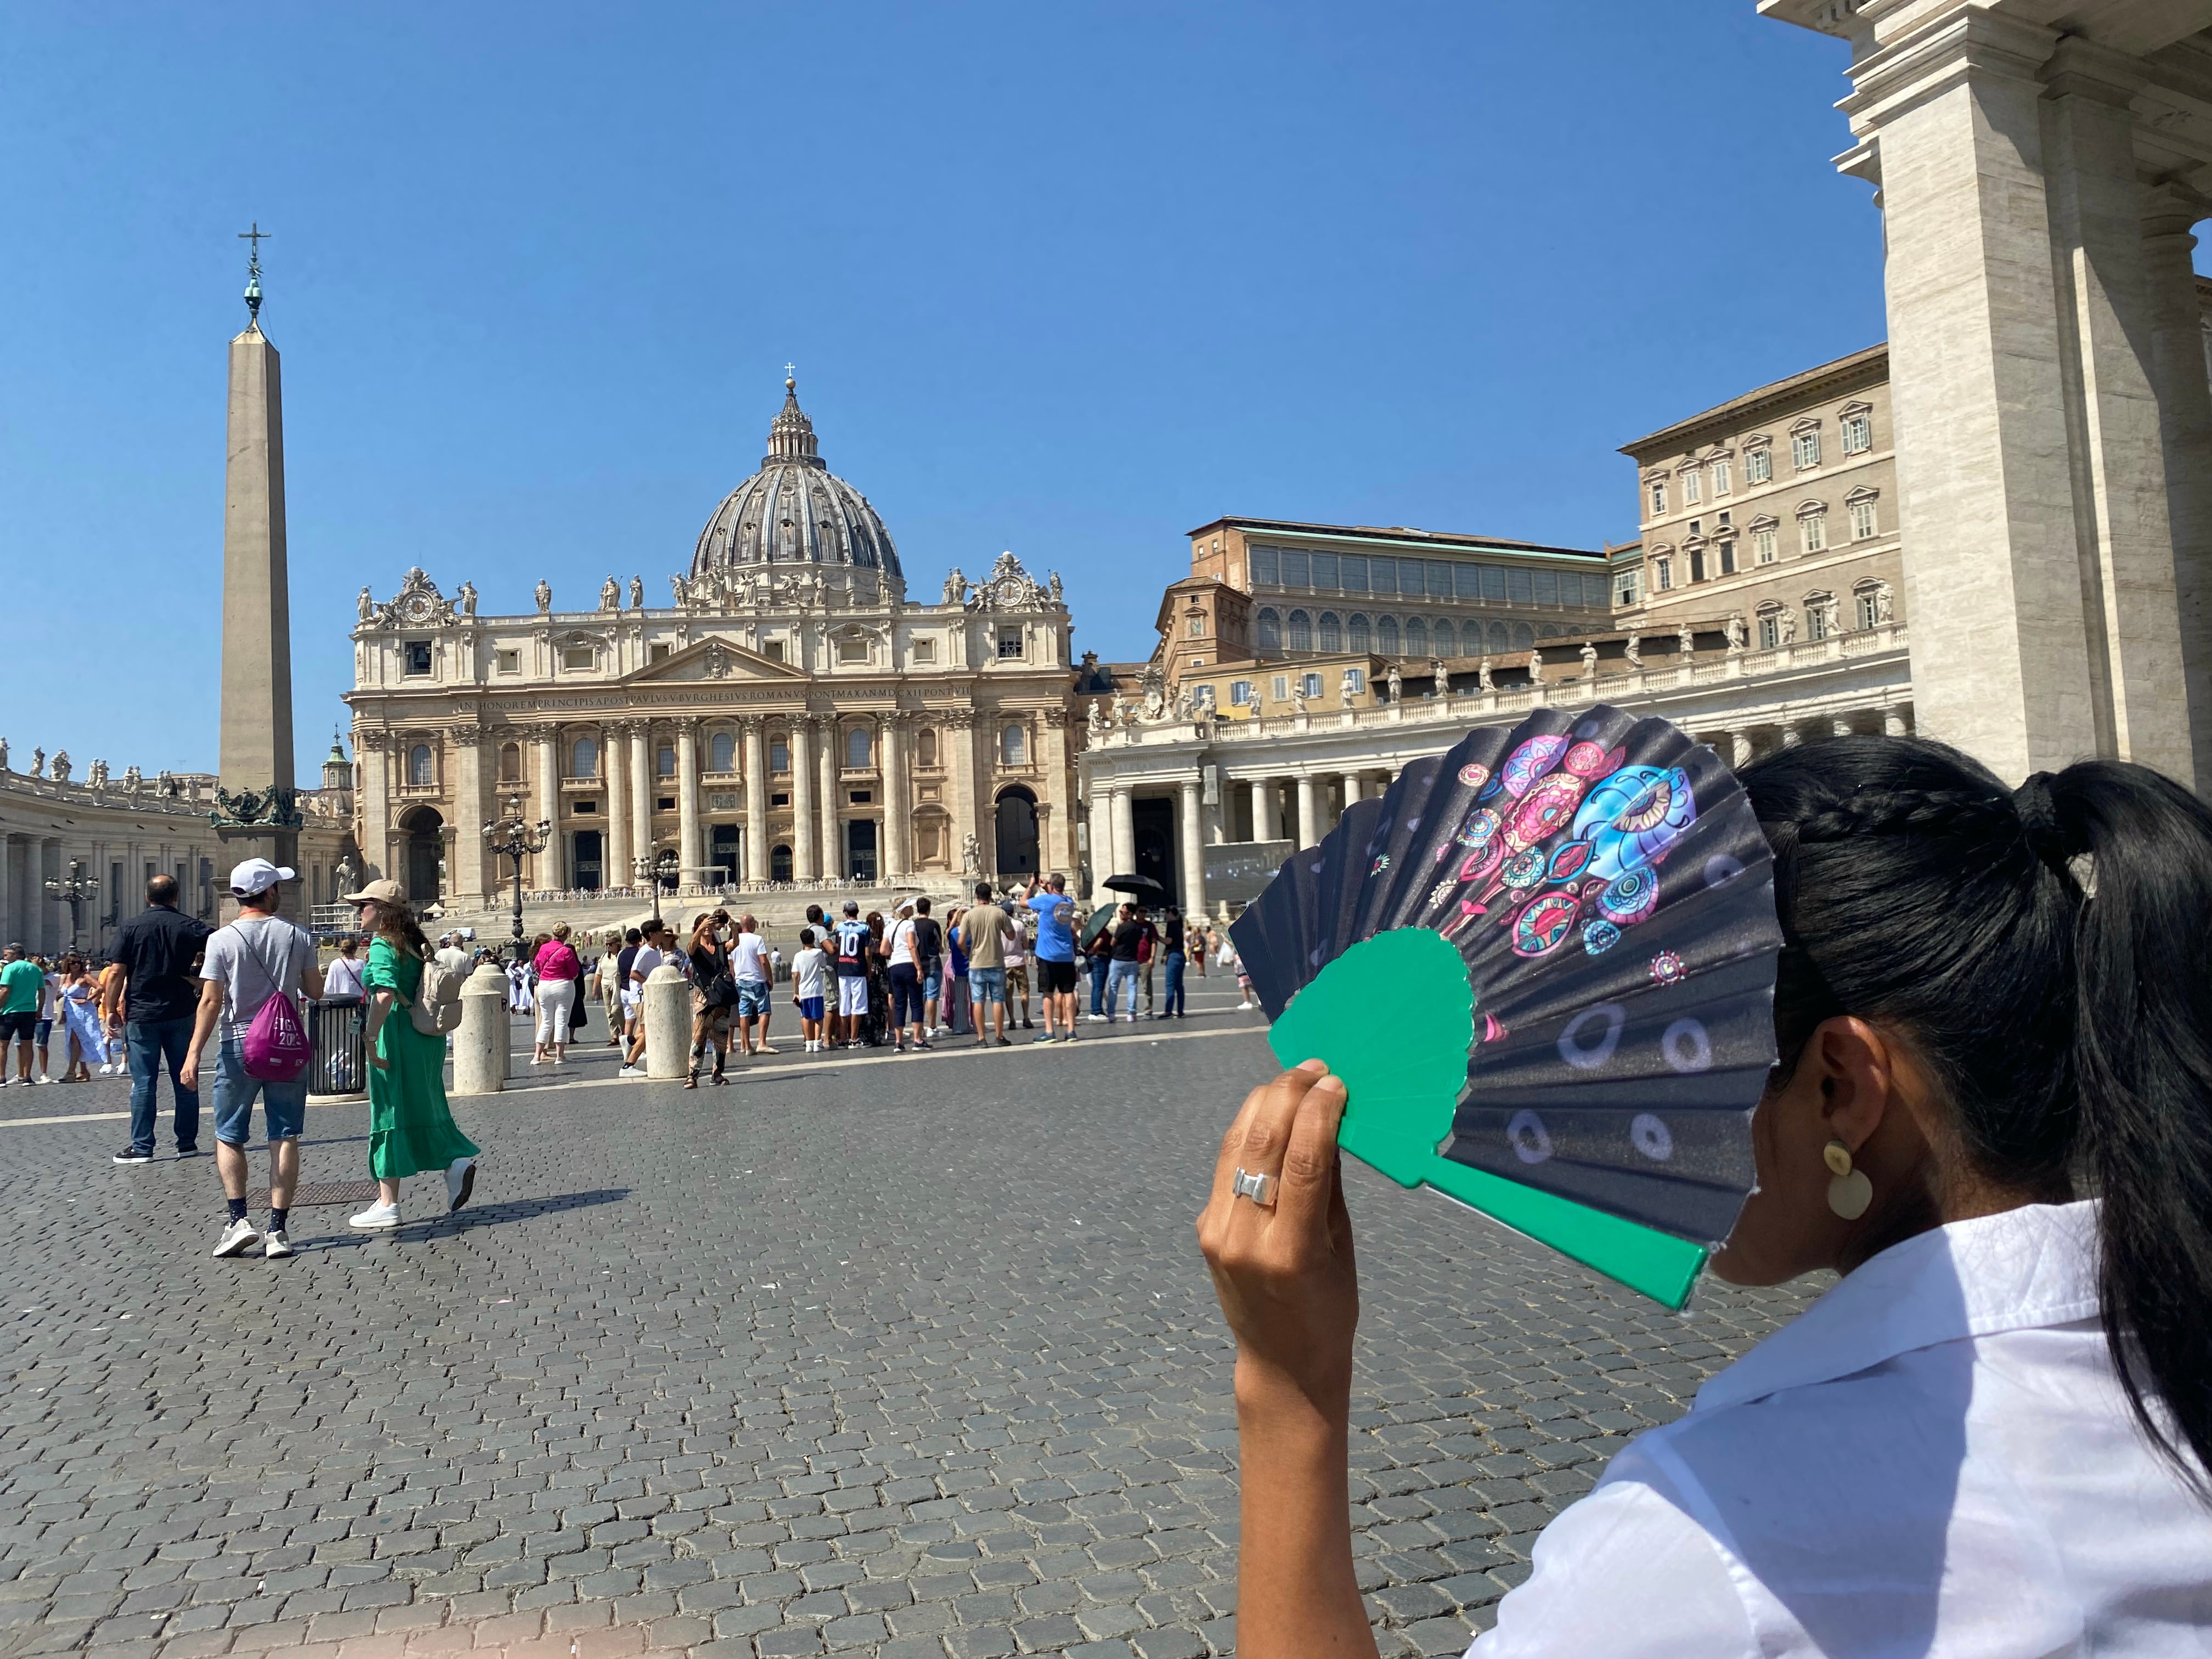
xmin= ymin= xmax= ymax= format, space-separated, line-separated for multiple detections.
xmin=364 ymin=939 xmax=480 ymax=1181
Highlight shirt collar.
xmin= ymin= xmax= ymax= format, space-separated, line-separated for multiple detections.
xmin=1694 ymin=1200 xmax=2103 ymax=1415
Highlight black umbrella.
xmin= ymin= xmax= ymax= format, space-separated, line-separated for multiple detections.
xmin=1102 ymin=872 xmax=1167 ymax=900
xmin=1080 ymin=904 xmax=1118 ymax=947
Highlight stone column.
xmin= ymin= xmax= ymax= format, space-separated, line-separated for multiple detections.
xmin=882 ymin=715 xmax=909 ymax=879
xmin=1831 ymin=718 xmax=1855 ymax=739
xmin=2141 ymin=182 xmax=2212 ymax=785
xmin=1109 ymin=786 xmax=1136 ymax=880
xmin=450 ymin=724 xmax=489 ymax=900
xmin=1780 ymin=725 xmax=1803 ymax=750
xmin=534 ymin=730 xmax=561 ymax=888
xmin=1178 ymin=779 xmax=1205 ymax=915
xmin=1043 ymin=710 xmax=1077 ymax=872
xmin=742 ymin=718 xmax=770 ymax=884
xmin=605 ymin=724 xmax=631 ymax=892
xmin=358 ymin=735 xmax=392 ymax=883
xmin=1883 ymin=707 xmax=1912 ymax=737
xmin=1252 ymin=778 xmax=1281 ymax=843
xmin=1342 ymin=771 xmax=1365 ymax=808
xmin=2039 ymin=54 xmax=2192 ymax=783
xmin=1086 ymin=787 xmax=1113 ymax=899
xmin=676 ymin=719 xmax=702 ymax=890
xmin=629 ymin=723 xmax=654 ymax=887
xmin=818 ymin=722 xmax=840 ymax=879
xmin=790 ymin=718 xmax=819 ymax=883
xmin=949 ymin=712 xmax=979 ymax=873
xmin=1295 ymin=775 xmax=1319 ymax=848
xmin=1728 ymin=729 xmax=1753 ymax=769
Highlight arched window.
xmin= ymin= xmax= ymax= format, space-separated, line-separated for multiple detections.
xmin=847 ymin=725 xmax=872 ymax=769
xmin=656 ymin=743 xmax=676 ymax=777
xmin=408 ymin=744 xmax=433 ymax=787
xmin=1287 ymin=609 xmax=1313 ymax=652
xmin=918 ymin=727 xmax=938 ymax=768
xmin=498 ymin=742 xmax=521 ymax=783
xmin=1256 ymin=607 xmax=1283 ymax=652
xmin=1404 ymin=617 xmax=1429 ymax=658
xmin=1317 ymin=611 xmax=1342 ymax=652
xmin=1511 ymin=622 xmax=1535 ymax=652
xmin=1376 ymin=616 xmax=1401 ymax=655
xmin=1002 ymin=724 xmax=1026 ymax=766
xmin=1487 ymin=620 xmax=1510 ymax=656
xmin=1432 ymin=619 xmax=1455 ymax=657
xmin=1347 ymin=613 xmax=1371 ymax=653
xmin=709 ymin=732 xmax=736 ymax=773
xmin=571 ymin=736 xmax=597 ymax=779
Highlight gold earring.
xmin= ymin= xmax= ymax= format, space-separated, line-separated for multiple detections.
xmin=1825 ymin=1137 xmax=1872 ymax=1220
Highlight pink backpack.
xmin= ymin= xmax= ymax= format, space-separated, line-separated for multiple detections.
xmin=235 ymin=923 xmax=312 ymax=1082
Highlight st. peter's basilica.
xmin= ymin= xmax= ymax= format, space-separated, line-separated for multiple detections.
xmin=342 ymin=377 xmax=1078 ymax=906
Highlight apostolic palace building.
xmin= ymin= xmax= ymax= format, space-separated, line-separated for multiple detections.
xmin=342 ymin=379 xmax=1078 ymax=909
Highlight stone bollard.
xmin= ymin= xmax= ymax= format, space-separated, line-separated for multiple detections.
xmin=644 ymin=962 xmax=691 ymax=1081
xmin=453 ymin=963 xmax=510 ymax=1096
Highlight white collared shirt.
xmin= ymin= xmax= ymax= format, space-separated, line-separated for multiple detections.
xmin=1471 ymin=1201 xmax=2212 ymax=1656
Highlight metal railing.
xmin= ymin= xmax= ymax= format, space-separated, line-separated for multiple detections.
xmin=307 ymin=997 xmax=367 ymax=1097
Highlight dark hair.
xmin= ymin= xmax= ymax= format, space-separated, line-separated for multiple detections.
xmin=146 ymin=873 xmax=180 ymax=905
xmin=624 ymin=927 xmax=642 ymax=944
xmin=363 ymin=895 xmax=433 ymax=962
xmin=915 ymin=896 xmax=931 ymax=915
xmin=799 ymin=927 xmax=815 ymax=947
xmin=1743 ymin=733 xmax=2212 ymax=1489
xmin=975 ymin=882 xmax=993 ymax=900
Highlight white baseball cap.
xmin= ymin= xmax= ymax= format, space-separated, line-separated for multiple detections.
xmin=228 ymin=857 xmax=297 ymax=896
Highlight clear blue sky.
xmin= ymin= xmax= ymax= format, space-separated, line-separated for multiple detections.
xmin=4 ymin=3 xmax=1905 ymax=780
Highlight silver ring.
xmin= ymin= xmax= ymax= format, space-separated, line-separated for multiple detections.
xmin=1231 ymin=1166 xmax=1277 ymax=1207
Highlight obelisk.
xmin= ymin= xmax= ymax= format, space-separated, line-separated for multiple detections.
xmin=213 ymin=225 xmax=301 ymax=918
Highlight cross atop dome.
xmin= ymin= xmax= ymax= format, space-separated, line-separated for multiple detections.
xmin=764 ymin=370 xmax=821 ymax=467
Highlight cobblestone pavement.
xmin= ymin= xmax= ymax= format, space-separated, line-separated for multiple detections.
xmin=0 ymin=978 xmax=1819 ymax=1659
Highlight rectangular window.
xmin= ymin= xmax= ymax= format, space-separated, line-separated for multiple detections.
xmin=1683 ymin=470 xmax=1702 ymax=506
xmin=575 ymin=799 xmax=598 ymax=814
xmin=1250 ymin=546 xmax=1279 ymax=585
xmin=403 ymin=640 xmax=433 ymax=676
xmin=495 ymin=648 xmax=521 ymax=675
xmin=1369 ymin=557 xmax=1398 ymax=595
xmin=1311 ymin=552 xmax=1339 ymax=589
xmin=657 ymin=795 xmax=676 ymax=812
xmin=1426 ymin=560 xmax=1453 ymax=599
xmin=1280 ymin=549 xmax=1310 ymax=588
xmin=1649 ymin=479 xmax=1667 ymax=516
xmin=911 ymin=637 xmax=936 ymax=663
xmin=1719 ymin=542 xmax=1737 ymax=576
xmin=1301 ymin=672 xmax=1323 ymax=697
xmin=1616 ymin=572 xmax=1639 ymax=606
xmin=1397 ymin=560 xmax=1424 ymax=597
xmin=770 ymin=740 xmax=789 ymax=772
xmin=561 ymin=646 xmax=594 ymax=672
xmin=1747 ymin=445 xmax=1773 ymax=484
xmin=1229 ymin=679 xmax=1253 ymax=707
xmin=1807 ymin=605 xmax=1830 ymax=642
xmin=763 ymin=640 xmax=785 ymax=662
xmin=1656 ymin=558 xmax=1673 ymax=591
xmin=649 ymin=642 xmax=672 ymax=663
xmin=1759 ymin=614 xmax=1781 ymax=650
xmin=1480 ymin=565 xmax=1507 ymax=601
xmin=1533 ymin=571 xmax=1559 ymax=606
xmin=1272 ymin=675 xmax=1289 ymax=701
xmin=1712 ymin=458 xmax=1732 ymax=497
xmin=839 ymin=636 xmax=870 ymax=663
xmin=1792 ymin=430 xmax=1821 ymax=469
xmin=1754 ymin=527 xmax=1778 ymax=565
xmin=1454 ymin=564 xmax=1483 ymax=600
xmin=1345 ymin=668 xmax=1365 ymax=692
xmin=1842 ymin=413 xmax=1872 ymax=454
xmin=1850 ymin=499 xmax=1877 ymax=540
xmin=996 ymin=628 xmax=1024 ymax=659
xmin=1857 ymin=591 xmax=1882 ymax=630
xmin=1506 ymin=567 xmax=1533 ymax=603
xmin=1801 ymin=512 xmax=1827 ymax=554
xmin=1339 ymin=555 xmax=1368 ymax=592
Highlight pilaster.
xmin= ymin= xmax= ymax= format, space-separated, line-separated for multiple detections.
xmin=790 ymin=719 xmax=818 ymax=883
xmin=605 ymin=723 xmax=632 ymax=891
xmin=676 ymin=718 xmax=702 ymax=888
xmin=881 ymin=714 xmax=909 ymax=879
xmin=743 ymin=718 xmax=770 ymax=884
xmin=629 ymin=722 xmax=654 ymax=885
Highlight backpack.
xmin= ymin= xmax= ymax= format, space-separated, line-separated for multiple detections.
xmin=398 ymin=949 xmax=466 ymax=1035
xmin=232 ymin=921 xmax=312 ymax=1082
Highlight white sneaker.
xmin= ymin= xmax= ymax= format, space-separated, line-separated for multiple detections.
xmin=445 ymin=1156 xmax=477 ymax=1212
xmin=212 ymin=1217 xmax=260 ymax=1257
xmin=35 ymin=1075 xmax=57 ymax=1085
xmin=349 ymin=1201 xmax=400 ymax=1229
xmin=529 ymin=1056 xmax=543 ymax=1066
xmin=618 ymin=1065 xmax=645 ymax=1078
xmin=263 ymin=1228 xmax=295 ymax=1259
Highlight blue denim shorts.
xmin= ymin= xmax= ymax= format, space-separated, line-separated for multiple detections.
xmin=922 ymin=967 xmax=943 ymax=1001
xmin=213 ymin=1037 xmax=308 ymax=1145
xmin=970 ymin=967 xmax=1007 ymax=1006
xmin=735 ymin=980 xmax=770 ymax=1018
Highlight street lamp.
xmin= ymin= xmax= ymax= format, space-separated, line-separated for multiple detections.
xmin=483 ymin=795 xmax=553 ymax=955
xmin=632 ymin=849 xmax=672 ymax=926
xmin=44 ymin=859 xmax=99 ymax=953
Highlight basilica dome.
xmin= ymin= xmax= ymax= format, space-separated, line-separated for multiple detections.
xmin=691 ymin=377 xmax=901 ymax=583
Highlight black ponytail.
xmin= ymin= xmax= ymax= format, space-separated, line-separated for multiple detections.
xmin=1740 ymin=735 xmax=2212 ymax=1491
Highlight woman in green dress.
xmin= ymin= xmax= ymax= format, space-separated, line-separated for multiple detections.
xmin=338 ymin=879 xmax=479 ymax=1229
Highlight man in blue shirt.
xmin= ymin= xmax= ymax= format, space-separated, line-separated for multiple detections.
xmin=1027 ymin=872 xmax=1080 ymax=1045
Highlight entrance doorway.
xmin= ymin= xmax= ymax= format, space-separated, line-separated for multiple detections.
xmin=403 ymin=808 xmax=445 ymax=904
xmin=571 ymin=830 xmax=603 ymax=891
xmin=709 ymin=825 xmax=740 ymax=887
xmin=771 ymin=843 xmax=792 ymax=882
xmin=1132 ymin=797 xmax=1176 ymax=908
xmin=995 ymin=786 xmax=1039 ymax=879
xmin=845 ymin=819 xmax=878 ymax=883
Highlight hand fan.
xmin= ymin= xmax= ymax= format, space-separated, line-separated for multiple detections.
xmin=1228 ymin=705 xmax=1782 ymax=1309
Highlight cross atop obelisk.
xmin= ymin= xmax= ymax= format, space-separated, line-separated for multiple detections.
xmin=239 ymin=222 xmax=270 ymax=325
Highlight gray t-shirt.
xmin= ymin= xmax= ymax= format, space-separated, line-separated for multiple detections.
xmin=200 ymin=915 xmax=318 ymax=1042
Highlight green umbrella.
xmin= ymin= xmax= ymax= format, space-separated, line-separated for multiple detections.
xmin=1080 ymin=904 xmax=1118 ymax=947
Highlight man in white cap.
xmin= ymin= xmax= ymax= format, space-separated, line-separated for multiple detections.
xmin=180 ymin=859 xmax=324 ymax=1259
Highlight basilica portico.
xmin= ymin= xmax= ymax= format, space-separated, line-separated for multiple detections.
xmin=345 ymin=379 xmax=1078 ymax=906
